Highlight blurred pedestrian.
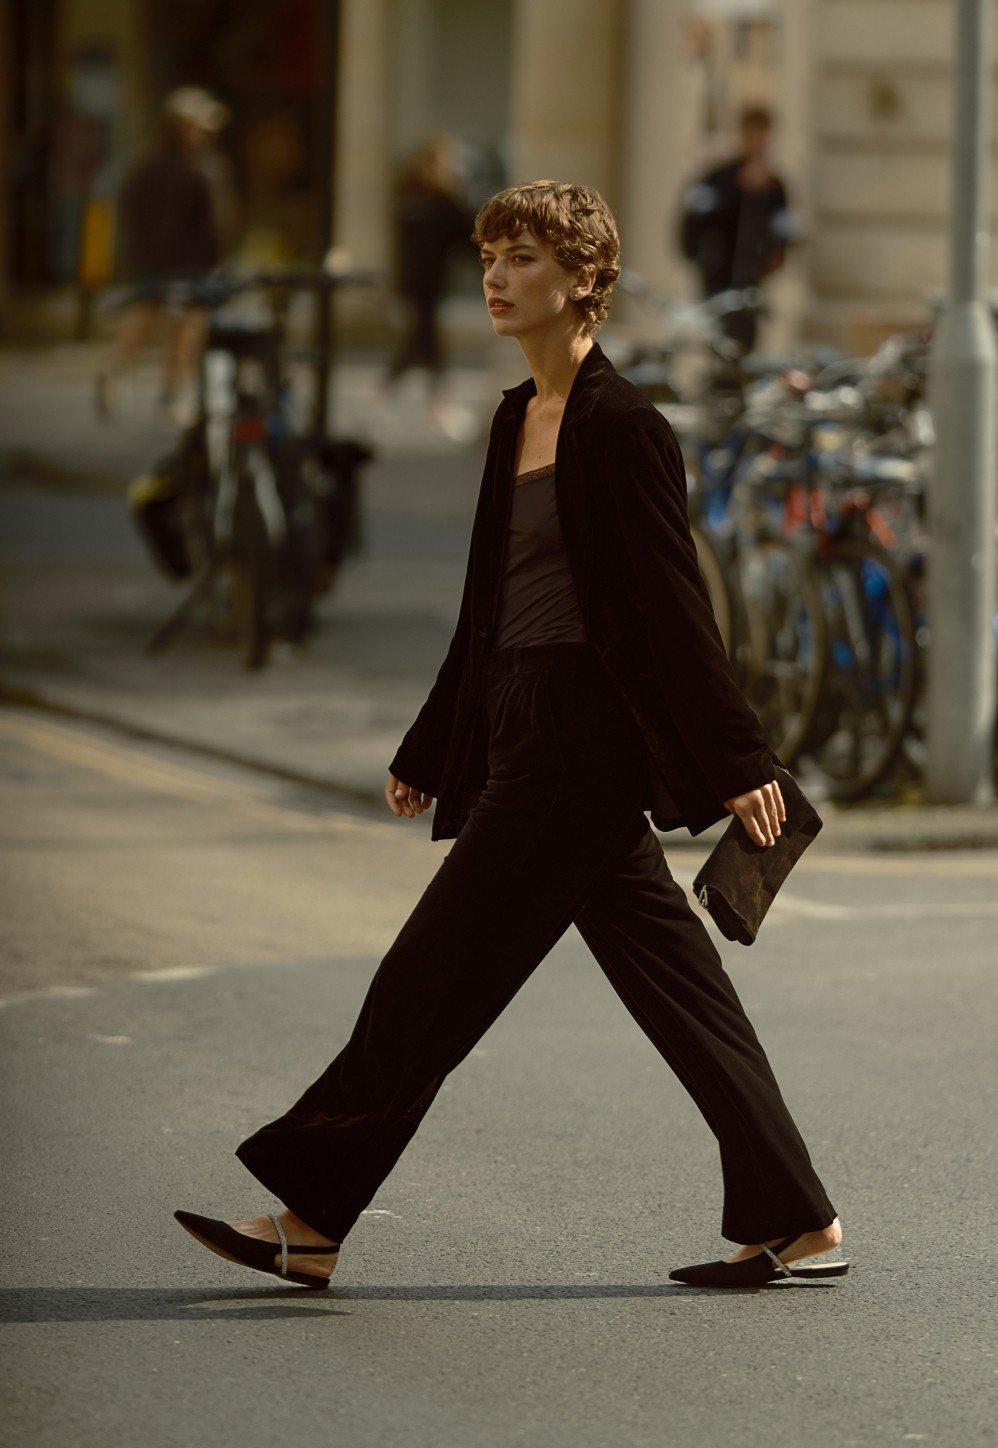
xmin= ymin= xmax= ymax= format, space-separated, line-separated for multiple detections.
xmin=678 ymin=104 xmax=794 ymax=354
xmin=177 ymin=88 xmax=242 ymax=266
xmin=381 ymin=133 xmax=477 ymax=436
xmin=175 ymin=179 xmax=846 ymax=1295
xmin=97 ymin=87 xmax=234 ymax=422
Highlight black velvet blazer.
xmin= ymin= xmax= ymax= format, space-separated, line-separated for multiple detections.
xmin=388 ymin=339 xmax=783 ymax=841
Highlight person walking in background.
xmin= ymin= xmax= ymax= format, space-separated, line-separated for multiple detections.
xmin=678 ymin=104 xmax=795 ymax=355
xmin=178 ymin=88 xmax=242 ymax=268
xmin=96 ymin=87 xmax=235 ymax=423
xmin=175 ymin=180 xmax=847 ymax=1294
xmin=381 ymin=133 xmax=477 ymax=439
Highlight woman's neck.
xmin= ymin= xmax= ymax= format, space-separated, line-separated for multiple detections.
xmin=517 ymin=333 xmax=594 ymax=409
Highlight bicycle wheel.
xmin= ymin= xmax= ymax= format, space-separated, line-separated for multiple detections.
xmin=804 ymin=535 xmax=919 ymax=799
xmin=731 ymin=538 xmax=828 ymax=766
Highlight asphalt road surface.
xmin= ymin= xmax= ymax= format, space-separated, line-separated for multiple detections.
xmin=1 ymin=707 xmax=995 ymax=1447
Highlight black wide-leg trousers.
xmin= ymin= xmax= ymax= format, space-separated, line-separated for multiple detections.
xmin=236 ymin=640 xmax=836 ymax=1247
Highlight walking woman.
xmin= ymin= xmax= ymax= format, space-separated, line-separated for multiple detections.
xmin=381 ymin=134 xmax=477 ymax=422
xmin=176 ymin=181 xmax=847 ymax=1291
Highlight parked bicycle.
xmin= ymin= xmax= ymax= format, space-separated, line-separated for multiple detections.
xmin=120 ymin=265 xmax=380 ymax=669
xmin=723 ymin=371 xmax=925 ymax=797
xmin=616 ymin=272 xmax=984 ymax=800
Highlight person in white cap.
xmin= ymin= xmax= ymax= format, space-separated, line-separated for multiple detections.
xmin=165 ymin=88 xmax=241 ymax=263
xmin=97 ymin=86 xmax=239 ymax=423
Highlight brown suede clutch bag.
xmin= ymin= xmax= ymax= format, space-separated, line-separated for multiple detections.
xmin=692 ymin=765 xmax=823 ymax=945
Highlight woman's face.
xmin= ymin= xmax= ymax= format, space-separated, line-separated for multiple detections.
xmin=478 ymin=229 xmax=589 ymax=335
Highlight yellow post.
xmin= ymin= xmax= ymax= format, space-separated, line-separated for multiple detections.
xmin=79 ymin=198 xmax=115 ymax=293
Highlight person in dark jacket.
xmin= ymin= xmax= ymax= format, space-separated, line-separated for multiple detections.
xmin=175 ymin=182 xmax=846 ymax=1294
xmin=96 ymin=88 xmax=227 ymax=421
xmin=382 ymin=134 xmax=476 ymax=422
xmin=678 ymin=104 xmax=793 ymax=354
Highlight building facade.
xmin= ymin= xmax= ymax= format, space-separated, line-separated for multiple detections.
xmin=2 ymin=0 xmax=995 ymax=350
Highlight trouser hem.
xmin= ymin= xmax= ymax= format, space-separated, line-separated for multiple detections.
xmin=720 ymin=1200 xmax=838 ymax=1246
xmin=234 ymin=1138 xmax=354 ymax=1246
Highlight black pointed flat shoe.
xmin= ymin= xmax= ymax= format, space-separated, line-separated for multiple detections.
xmin=174 ymin=1210 xmax=340 ymax=1290
xmin=669 ymin=1232 xmax=849 ymax=1287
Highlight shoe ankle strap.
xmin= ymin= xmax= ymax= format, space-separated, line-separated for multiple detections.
xmin=759 ymin=1237 xmax=795 ymax=1277
xmin=268 ymin=1214 xmax=289 ymax=1277
xmin=267 ymin=1214 xmax=340 ymax=1273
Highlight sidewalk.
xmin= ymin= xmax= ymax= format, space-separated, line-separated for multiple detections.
xmin=2 ymin=341 xmax=997 ymax=853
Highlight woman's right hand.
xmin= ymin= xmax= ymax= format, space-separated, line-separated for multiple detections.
xmin=386 ymin=773 xmax=433 ymax=819
xmin=722 ymin=780 xmax=784 ymax=846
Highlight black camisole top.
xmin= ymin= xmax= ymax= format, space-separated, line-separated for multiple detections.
xmin=491 ymin=463 xmax=589 ymax=649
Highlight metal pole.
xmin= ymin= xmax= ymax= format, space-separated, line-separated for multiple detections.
xmin=925 ymin=0 xmax=996 ymax=805
xmin=314 ymin=0 xmax=341 ymax=439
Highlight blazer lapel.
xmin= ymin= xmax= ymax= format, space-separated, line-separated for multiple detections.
xmin=485 ymin=341 xmax=615 ymax=623
xmin=482 ymin=410 xmax=519 ymax=637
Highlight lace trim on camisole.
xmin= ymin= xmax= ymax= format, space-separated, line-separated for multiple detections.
xmin=513 ymin=462 xmax=556 ymax=486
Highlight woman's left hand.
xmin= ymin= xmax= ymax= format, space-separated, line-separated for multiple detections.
xmin=723 ymin=780 xmax=786 ymax=846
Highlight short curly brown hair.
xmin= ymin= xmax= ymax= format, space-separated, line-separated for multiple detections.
xmin=471 ymin=180 xmax=621 ymax=335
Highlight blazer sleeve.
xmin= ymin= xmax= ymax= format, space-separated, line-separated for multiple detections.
xmin=389 ymin=396 xmax=518 ymax=798
xmin=605 ymin=408 xmax=778 ymax=806
xmin=387 ymin=551 xmax=473 ymax=798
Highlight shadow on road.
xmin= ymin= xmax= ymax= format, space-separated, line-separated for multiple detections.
xmin=0 ymin=1279 xmax=845 ymax=1323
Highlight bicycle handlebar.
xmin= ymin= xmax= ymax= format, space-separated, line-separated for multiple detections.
xmin=105 ymin=265 xmax=385 ymax=312
xmin=616 ymin=269 xmax=769 ymax=320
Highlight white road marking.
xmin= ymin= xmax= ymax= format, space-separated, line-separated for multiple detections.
xmin=130 ymin=966 xmax=214 ymax=982
xmin=835 ymin=900 xmax=998 ymax=918
xmin=672 ymin=870 xmax=998 ymax=921
xmin=789 ymin=851 xmax=998 ymax=878
xmin=0 ymin=983 xmax=96 ymax=1009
